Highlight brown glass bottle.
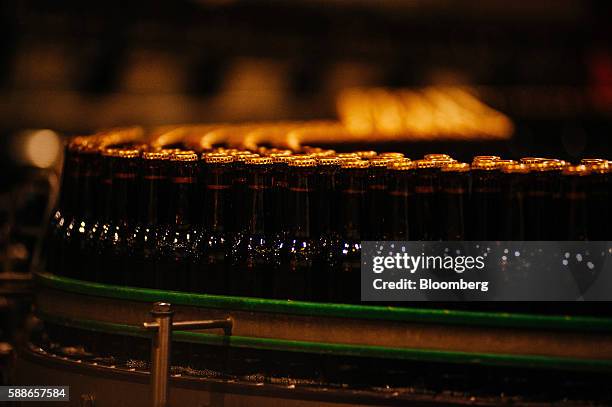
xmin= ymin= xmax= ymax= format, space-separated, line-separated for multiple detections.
xmin=329 ymin=160 xmax=369 ymax=304
xmin=365 ymin=157 xmax=393 ymax=240
xmin=276 ymin=159 xmax=318 ymax=300
xmin=523 ymin=162 xmax=560 ymax=240
xmin=47 ymin=140 xmax=82 ymax=276
xmin=230 ymin=153 xmax=259 ymax=235
xmin=157 ymin=151 xmax=200 ymax=291
xmin=128 ymin=152 xmax=170 ymax=288
xmin=439 ymin=163 xmax=470 ymax=240
xmin=313 ymin=157 xmax=341 ymax=302
xmin=412 ymin=160 xmax=441 ymax=240
xmin=386 ymin=161 xmax=415 ymax=240
xmin=561 ymin=165 xmax=590 ymax=240
xmin=95 ymin=149 xmax=140 ymax=285
xmin=62 ymin=143 xmax=102 ymax=280
xmin=582 ymin=161 xmax=609 ymax=240
xmin=229 ymin=157 xmax=278 ymax=298
xmin=500 ymin=164 xmax=529 ymax=240
xmin=270 ymin=155 xmax=291 ymax=247
xmin=192 ymin=155 xmax=234 ymax=295
xmin=469 ymin=160 xmax=502 ymax=240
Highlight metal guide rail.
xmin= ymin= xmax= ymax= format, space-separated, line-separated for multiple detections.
xmin=33 ymin=271 xmax=612 ymax=367
xmin=17 ymin=271 xmax=612 ymax=406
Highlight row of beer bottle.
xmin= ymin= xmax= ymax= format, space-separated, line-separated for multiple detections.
xmin=46 ymin=143 xmax=611 ymax=302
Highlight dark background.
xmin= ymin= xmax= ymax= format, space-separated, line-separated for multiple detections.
xmin=0 ymin=0 xmax=610 ymax=159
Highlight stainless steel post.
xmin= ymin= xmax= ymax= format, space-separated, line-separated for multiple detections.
xmin=144 ymin=302 xmax=233 ymax=407
xmin=148 ymin=302 xmax=173 ymax=407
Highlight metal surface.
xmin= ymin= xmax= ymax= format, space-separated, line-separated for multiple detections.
xmin=32 ymin=273 xmax=612 ymax=367
xmin=15 ymin=344 xmax=483 ymax=407
xmin=147 ymin=302 xmax=173 ymax=407
xmin=144 ymin=302 xmax=233 ymax=407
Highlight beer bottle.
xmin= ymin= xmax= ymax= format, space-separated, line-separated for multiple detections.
xmin=386 ymin=160 xmax=415 ymax=240
xmin=230 ymin=152 xmax=259 ymax=236
xmin=561 ymin=165 xmax=589 ymax=240
xmin=229 ymin=157 xmax=277 ymax=298
xmin=95 ymin=148 xmax=140 ymax=284
xmin=63 ymin=143 xmax=102 ymax=279
xmin=277 ymin=158 xmax=318 ymax=300
xmin=314 ymin=157 xmax=341 ymax=302
xmin=581 ymin=160 xmax=609 ymax=240
xmin=365 ymin=157 xmax=394 ymax=240
xmin=412 ymin=160 xmax=440 ymax=240
xmin=270 ymin=155 xmax=291 ymax=248
xmin=129 ymin=151 xmax=170 ymax=288
xmin=192 ymin=155 xmax=234 ymax=294
xmin=500 ymin=164 xmax=529 ymax=240
xmin=523 ymin=161 xmax=559 ymax=240
xmin=469 ymin=160 xmax=502 ymax=240
xmin=157 ymin=151 xmax=199 ymax=291
xmin=439 ymin=163 xmax=470 ymax=240
xmin=329 ymin=159 xmax=370 ymax=304
xmin=47 ymin=140 xmax=82 ymax=276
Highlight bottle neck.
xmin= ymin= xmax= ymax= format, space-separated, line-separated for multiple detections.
xmin=203 ymin=163 xmax=233 ymax=233
xmin=76 ymin=152 xmax=101 ymax=220
xmin=58 ymin=147 xmax=78 ymax=216
xmin=111 ymin=157 xmax=139 ymax=223
xmin=338 ymin=168 xmax=367 ymax=240
xmin=246 ymin=166 xmax=273 ymax=235
xmin=138 ymin=160 xmax=169 ymax=225
xmin=286 ymin=167 xmax=315 ymax=238
xmin=315 ymin=166 xmax=338 ymax=236
xmin=168 ymin=161 xmax=198 ymax=226
xmin=387 ymin=171 xmax=412 ymax=239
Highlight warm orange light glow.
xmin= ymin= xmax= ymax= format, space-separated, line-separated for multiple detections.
xmin=337 ymin=86 xmax=514 ymax=141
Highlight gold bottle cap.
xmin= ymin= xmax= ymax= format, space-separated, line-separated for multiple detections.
xmin=415 ymin=159 xmax=437 ymax=169
xmin=562 ymin=165 xmax=591 ymax=176
xmin=590 ymin=163 xmax=611 ymax=174
xmin=501 ymin=164 xmax=530 ymax=174
xmin=234 ymin=153 xmax=260 ymax=162
xmin=388 ymin=160 xmax=416 ymax=171
xmin=289 ymin=158 xmax=317 ymax=167
xmin=340 ymin=159 xmax=370 ymax=169
xmin=170 ymin=151 xmax=198 ymax=162
xmin=231 ymin=150 xmax=256 ymax=156
xmin=471 ymin=160 xmax=500 ymax=170
xmin=472 ymin=155 xmax=500 ymax=162
xmin=368 ymin=157 xmax=397 ymax=167
xmin=317 ymin=157 xmax=341 ymax=166
xmin=378 ymin=152 xmax=405 ymax=159
xmin=264 ymin=149 xmax=293 ymax=156
xmin=581 ymin=158 xmax=607 ymax=167
xmin=205 ymin=155 xmax=234 ymax=164
xmin=201 ymin=152 xmax=228 ymax=159
xmin=245 ymin=157 xmax=273 ymax=165
xmin=425 ymin=154 xmax=452 ymax=160
xmin=117 ymin=149 xmax=140 ymax=159
xmin=441 ymin=163 xmax=470 ymax=172
xmin=495 ymin=159 xmax=518 ymax=167
xmin=336 ymin=152 xmax=359 ymax=159
xmin=355 ymin=150 xmax=378 ymax=158
xmin=520 ymin=157 xmax=548 ymax=164
xmin=429 ymin=159 xmax=457 ymax=168
xmin=267 ymin=153 xmax=291 ymax=162
xmin=290 ymin=153 xmax=314 ymax=160
xmin=143 ymin=151 xmax=169 ymax=160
